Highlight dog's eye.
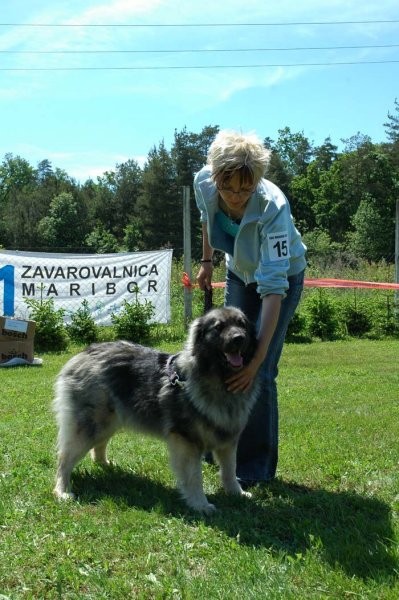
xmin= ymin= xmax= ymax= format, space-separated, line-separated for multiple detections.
xmin=213 ymin=321 xmax=224 ymax=332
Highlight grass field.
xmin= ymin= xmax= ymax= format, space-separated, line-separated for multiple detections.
xmin=0 ymin=338 xmax=398 ymax=599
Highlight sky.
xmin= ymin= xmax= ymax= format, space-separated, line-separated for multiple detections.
xmin=1 ymin=1 xmax=398 ymax=183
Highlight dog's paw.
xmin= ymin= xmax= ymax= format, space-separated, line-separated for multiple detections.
xmin=223 ymin=479 xmax=251 ymax=497
xmin=241 ymin=490 xmax=252 ymax=499
xmin=200 ymin=502 xmax=217 ymax=515
xmin=186 ymin=499 xmax=217 ymax=514
xmin=54 ymin=489 xmax=75 ymax=501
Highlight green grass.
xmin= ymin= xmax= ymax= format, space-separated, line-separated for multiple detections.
xmin=0 ymin=339 xmax=398 ymax=599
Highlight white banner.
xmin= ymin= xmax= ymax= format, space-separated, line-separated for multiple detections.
xmin=0 ymin=249 xmax=173 ymax=325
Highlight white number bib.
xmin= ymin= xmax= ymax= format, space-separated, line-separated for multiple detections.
xmin=267 ymin=231 xmax=290 ymax=261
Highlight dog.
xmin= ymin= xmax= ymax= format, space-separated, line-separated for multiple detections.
xmin=53 ymin=306 xmax=260 ymax=513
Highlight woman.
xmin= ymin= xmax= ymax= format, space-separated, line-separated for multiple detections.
xmin=194 ymin=130 xmax=306 ymax=487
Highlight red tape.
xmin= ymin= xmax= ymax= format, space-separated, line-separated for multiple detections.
xmin=304 ymin=278 xmax=399 ymax=290
xmin=182 ymin=273 xmax=399 ymax=291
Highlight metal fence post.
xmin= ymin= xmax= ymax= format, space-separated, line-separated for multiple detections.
xmin=182 ymin=186 xmax=192 ymax=326
xmin=395 ymin=198 xmax=399 ymax=319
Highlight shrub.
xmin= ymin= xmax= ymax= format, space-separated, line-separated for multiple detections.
xmin=25 ymin=297 xmax=69 ymax=352
xmin=286 ymin=311 xmax=311 ymax=343
xmin=369 ymin=294 xmax=399 ymax=339
xmin=111 ymin=297 xmax=155 ymax=343
xmin=302 ymin=228 xmax=342 ymax=270
xmin=67 ymin=300 xmax=99 ymax=344
xmin=85 ymin=225 xmax=119 ymax=253
xmin=341 ymin=298 xmax=372 ymax=337
xmin=304 ymin=290 xmax=342 ymax=341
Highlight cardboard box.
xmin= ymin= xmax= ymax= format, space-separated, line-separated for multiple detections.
xmin=0 ymin=317 xmax=36 ymax=363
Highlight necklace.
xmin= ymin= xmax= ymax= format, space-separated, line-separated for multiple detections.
xmin=227 ymin=213 xmax=241 ymax=225
xmin=218 ymin=197 xmax=245 ymax=222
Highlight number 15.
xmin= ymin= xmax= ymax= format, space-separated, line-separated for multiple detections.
xmin=272 ymin=240 xmax=288 ymax=258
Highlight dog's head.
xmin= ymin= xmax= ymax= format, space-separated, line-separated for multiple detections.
xmin=186 ymin=306 xmax=257 ymax=373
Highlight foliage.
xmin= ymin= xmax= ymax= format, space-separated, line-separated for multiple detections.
xmin=137 ymin=141 xmax=180 ymax=253
xmin=37 ymin=191 xmax=88 ymax=250
xmin=111 ymin=293 xmax=155 ymax=343
xmin=14 ymin=258 xmax=399 ymax=353
xmin=0 ymin=154 xmax=49 ymax=248
xmin=122 ymin=217 xmax=145 ymax=251
xmin=369 ymin=294 xmax=399 ymax=339
xmin=303 ymin=289 xmax=342 ymax=341
xmin=155 ymin=259 xmax=399 ymax=345
xmin=341 ymin=296 xmax=373 ymax=337
xmin=24 ymin=295 xmax=69 ymax=351
xmin=350 ymin=192 xmax=395 ymax=262
xmin=172 ymin=125 xmax=219 ymax=188
xmin=1 ymin=109 xmax=398 ymax=264
xmin=384 ymin=97 xmax=399 ymax=142
xmin=264 ymin=148 xmax=292 ymax=197
xmin=92 ymin=160 xmax=143 ymax=239
xmin=85 ymin=224 xmax=119 ymax=253
xmin=270 ymin=126 xmax=314 ymax=178
xmin=171 ymin=125 xmax=219 ymax=256
xmin=285 ymin=311 xmax=310 ymax=343
xmin=66 ymin=299 xmax=99 ymax=344
xmin=301 ymin=228 xmax=341 ymax=270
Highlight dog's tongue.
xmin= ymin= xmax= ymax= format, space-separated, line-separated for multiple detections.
xmin=225 ymin=352 xmax=243 ymax=368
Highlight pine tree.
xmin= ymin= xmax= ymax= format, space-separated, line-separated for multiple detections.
xmin=384 ymin=98 xmax=399 ymax=143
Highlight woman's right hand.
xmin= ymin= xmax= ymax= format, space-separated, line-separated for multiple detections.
xmin=196 ymin=262 xmax=213 ymax=291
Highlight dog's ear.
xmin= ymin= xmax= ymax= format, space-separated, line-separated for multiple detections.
xmin=186 ymin=315 xmax=205 ymax=352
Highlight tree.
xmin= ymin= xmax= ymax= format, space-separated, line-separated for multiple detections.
xmin=341 ymin=132 xmax=373 ymax=153
xmin=35 ymin=161 xmax=78 ymax=203
xmin=0 ymin=154 xmax=41 ymax=247
xmin=265 ymin=150 xmax=291 ymax=198
xmin=113 ymin=159 xmax=143 ymax=231
xmin=307 ymin=145 xmax=396 ymax=257
xmin=0 ymin=154 xmax=85 ymax=249
xmin=302 ymin=228 xmax=341 ymax=269
xmin=85 ymin=224 xmax=119 ymax=253
xmin=273 ymin=127 xmax=314 ymax=178
xmin=313 ymin=137 xmax=338 ymax=171
xmin=36 ymin=159 xmax=54 ymax=182
xmin=171 ymin=125 xmax=219 ymax=256
xmin=171 ymin=125 xmax=219 ymax=187
xmin=91 ymin=160 xmax=142 ymax=240
xmin=350 ymin=193 xmax=395 ymax=261
xmin=289 ymin=165 xmax=319 ymax=232
xmin=0 ymin=154 xmax=36 ymax=204
xmin=264 ymin=129 xmax=314 ymax=230
xmin=138 ymin=142 xmax=181 ymax=253
xmin=308 ymin=137 xmax=382 ymax=243
xmin=123 ymin=218 xmax=145 ymax=252
xmin=383 ymin=99 xmax=399 ymax=169
xmin=288 ymin=139 xmax=338 ymax=233
xmin=38 ymin=192 xmax=88 ymax=250
xmin=384 ymin=98 xmax=399 ymax=143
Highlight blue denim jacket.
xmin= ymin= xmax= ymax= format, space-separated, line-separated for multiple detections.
xmin=194 ymin=166 xmax=307 ymax=297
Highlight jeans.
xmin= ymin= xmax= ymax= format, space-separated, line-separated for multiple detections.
xmin=225 ymin=269 xmax=305 ymax=481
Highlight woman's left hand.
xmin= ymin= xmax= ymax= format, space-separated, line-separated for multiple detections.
xmin=226 ymin=361 xmax=260 ymax=393
xmin=226 ymin=295 xmax=282 ymax=393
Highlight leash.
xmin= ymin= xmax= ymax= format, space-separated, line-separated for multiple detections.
xmin=204 ymin=287 xmax=213 ymax=314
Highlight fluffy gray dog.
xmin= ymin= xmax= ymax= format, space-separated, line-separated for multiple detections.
xmin=53 ymin=306 xmax=259 ymax=513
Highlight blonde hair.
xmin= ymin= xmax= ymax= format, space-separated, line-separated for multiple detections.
xmin=207 ymin=130 xmax=271 ymax=187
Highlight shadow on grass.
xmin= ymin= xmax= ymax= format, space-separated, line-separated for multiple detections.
xmin=71 ymin=466 xmax=397 ymax=583
xmin=228 ymin=479 xmax=398 ymax=583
